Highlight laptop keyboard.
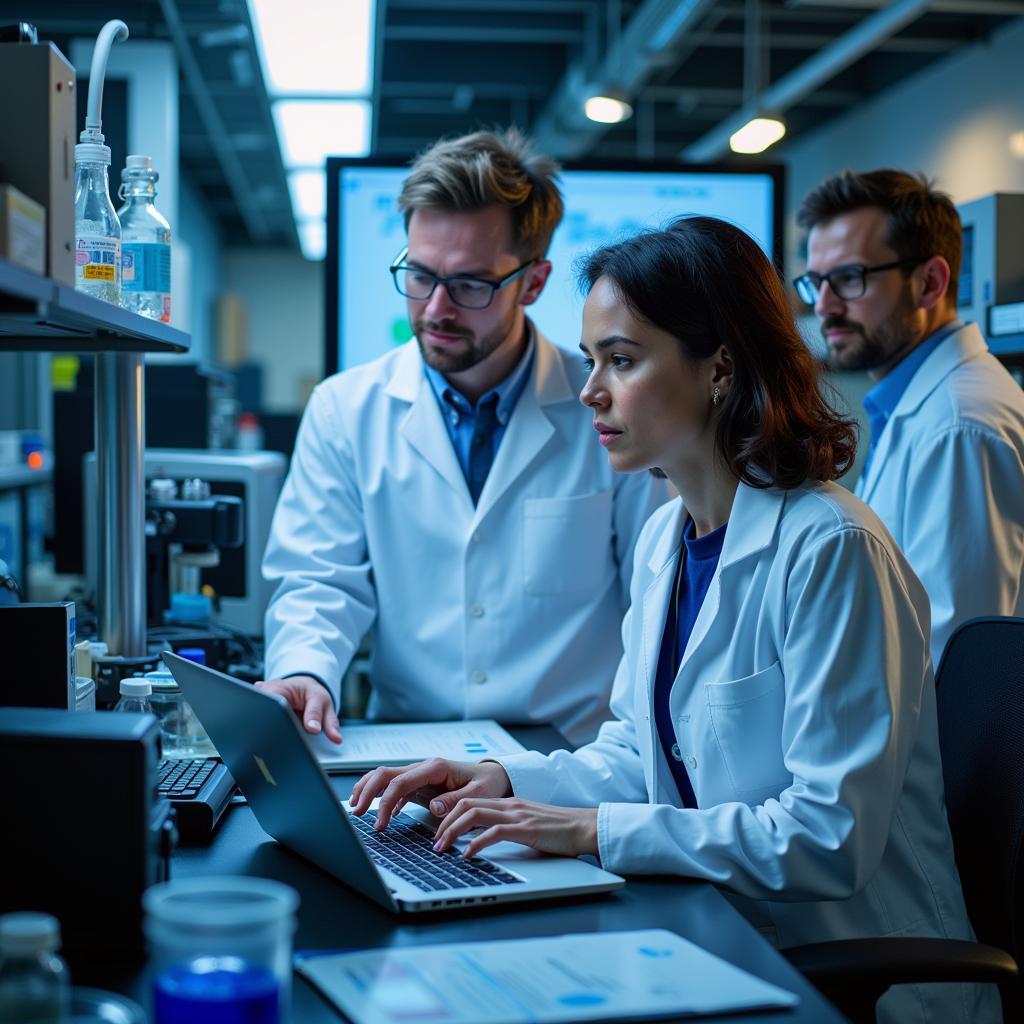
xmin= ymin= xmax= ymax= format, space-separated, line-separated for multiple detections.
xmin=352 ymin=809 xmax=524 ymax=891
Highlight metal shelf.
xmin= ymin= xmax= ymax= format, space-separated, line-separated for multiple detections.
xmin=0 ymin=255 xmax=191 ymax=657
xmin=0 ymin=257 xmax=190 ymax=353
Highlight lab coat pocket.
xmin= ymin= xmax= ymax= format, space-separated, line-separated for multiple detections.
xmin=523 ymin=490 xmax=613 ymax=595
xmin=705 ymin=661 xmax=790 ymax=798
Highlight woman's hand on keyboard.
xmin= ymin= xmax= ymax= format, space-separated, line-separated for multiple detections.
xmin=350 ymin=758 xmax=512 ymax=830
xmin=432 ymin=800 xmax=599 ymax=859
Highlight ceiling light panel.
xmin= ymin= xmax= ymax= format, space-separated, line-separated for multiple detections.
xmin=273 ymin=99 xmax=372 ymax=166
xmin=298 ymin=220 xmax=327 ymax=261
xmin=248 ymin=0 xmax=375 ymax=95
xmin=288 ymin=169 xmax=327 ymax=220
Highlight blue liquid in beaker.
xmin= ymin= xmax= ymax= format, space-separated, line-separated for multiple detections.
xmin=153 ymin=955 xmax=279 ymax=1024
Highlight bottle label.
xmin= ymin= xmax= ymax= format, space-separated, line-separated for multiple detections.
xmin=76 ymin=236 xmax=120 ymax=281
xmin=122 ymin=242 xmax=171 ymax=294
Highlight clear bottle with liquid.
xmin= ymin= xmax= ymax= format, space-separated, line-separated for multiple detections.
xmin=0 ymin=913 xmax=71 ymax=1024
xmin=114 ymin=677 xmax=154 ymax=714
xmin=117 ymin=155 xmax=172 ymax=323
xmin=74 ymin=133 xmax=121 ymax=305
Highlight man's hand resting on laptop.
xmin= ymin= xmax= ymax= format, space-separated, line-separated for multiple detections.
xmin=350 ymin=757 xmax=600 ymax=859
xmin=254 ymin=676 xmax=342 ymax=744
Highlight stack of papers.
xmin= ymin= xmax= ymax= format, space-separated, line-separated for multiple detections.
xmin=307 ymin=719 xmax=527 ymax=772
xmin=294 ymin=929 xmax=799 ymax=1023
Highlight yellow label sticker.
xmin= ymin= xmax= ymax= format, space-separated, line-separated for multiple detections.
xmin=83 ymin=264 xmax=116 ymax=281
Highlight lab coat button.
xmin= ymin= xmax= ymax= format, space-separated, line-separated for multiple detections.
xmin=472 ymin=531 xmax=482 ymax=543
xmin=670 ymin=743 xmax=682 ymax=761
xmin=686 ymin=755 xmax=697 ymax=769
xmin=470 ymin=604 xmax=484 ymax=618
xmin=472 ymin=670 xmax=487 ymax=684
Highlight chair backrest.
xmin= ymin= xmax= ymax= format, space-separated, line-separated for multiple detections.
xmin=935 ymin=616 xmax=1024 ymax=969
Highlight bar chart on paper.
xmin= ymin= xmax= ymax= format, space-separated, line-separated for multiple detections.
xmin=308 ymin=720 xmax=527 ymax=772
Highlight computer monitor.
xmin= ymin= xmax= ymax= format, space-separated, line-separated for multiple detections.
xmin=325 ymin=157 xmax=784 ymax=377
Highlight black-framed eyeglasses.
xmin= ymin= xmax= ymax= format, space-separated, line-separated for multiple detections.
xmin=792 ymin=257 xmax=927 ymax=305
xmin=389 ymin=247 xmax=535 ymax=310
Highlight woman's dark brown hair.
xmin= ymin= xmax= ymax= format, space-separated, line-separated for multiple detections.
xmin=579 ymin=216 xmax=857 ymax=488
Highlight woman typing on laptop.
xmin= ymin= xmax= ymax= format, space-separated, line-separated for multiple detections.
xmin=350 ymin=217 xmax=993 ymax=1024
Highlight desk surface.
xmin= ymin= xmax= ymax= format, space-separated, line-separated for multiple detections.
xmin=93 ymin=726 xmax=847 ymax=1023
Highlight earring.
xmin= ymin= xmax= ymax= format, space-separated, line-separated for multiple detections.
xmin=712 ymin=386 xmax=721 ymax=407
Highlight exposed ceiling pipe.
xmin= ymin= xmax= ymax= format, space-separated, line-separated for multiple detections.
xmin=682 ymin=0 xmax=935 ymax=161
xmin=157 ymin=0 xmax=271 ymax=240
xmin=531 ymin=0 xmax=718 ymax=158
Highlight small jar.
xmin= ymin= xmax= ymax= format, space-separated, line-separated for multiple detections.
xmin=146 ymin=672 xmax=189 ymax=758
xmin=146 ymin=670 xmax=217 ymax=759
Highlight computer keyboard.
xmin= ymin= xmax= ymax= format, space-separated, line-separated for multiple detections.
xmin=157 ymin=758 xmax=235 ymax=841
xmin=352 ymin=809 xmax=524 ymax=891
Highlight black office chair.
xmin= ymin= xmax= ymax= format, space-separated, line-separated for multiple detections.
xmin=782 ymin=616 xmax=1023 ymax=1023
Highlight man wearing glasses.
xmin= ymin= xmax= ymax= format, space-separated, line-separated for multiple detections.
xmin=259 ymin=129 xmax=665 ymax=746
xmin=795 ymin=169 xmax=1024 ymax=667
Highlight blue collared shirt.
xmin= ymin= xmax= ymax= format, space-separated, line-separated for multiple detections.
xmin=862 ymin=319 xmax=965 ymax=476
xmin=424 ymin=329 xmax=536 ymax=488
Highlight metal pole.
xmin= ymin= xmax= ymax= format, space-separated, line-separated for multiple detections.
xmin=95 ymin=351 xmax=146 ymax=656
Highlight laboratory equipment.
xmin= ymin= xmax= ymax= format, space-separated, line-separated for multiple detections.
xmin=0 ymin=708 xmax=173 ymax=962
xmin=84 ymin=450 xmax=286 ymax=635
xmin=0 ymin=25 xmax=76 ymax=283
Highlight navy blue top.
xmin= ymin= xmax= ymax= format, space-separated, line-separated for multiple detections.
xmin=653 ymin=516 xmax=727 ymax=807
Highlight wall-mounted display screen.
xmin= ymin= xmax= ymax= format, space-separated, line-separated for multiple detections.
xmin=325 ymin=159 xmax=784 ymax=376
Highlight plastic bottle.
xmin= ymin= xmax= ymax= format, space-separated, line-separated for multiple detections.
xmin=114 ymin=677 xmax=155 ymax=714
xmin=0 ymin=912 xmax=71 ymax=1023
xmin=236 ymin=412 xmax=264 ymax=451
xmin=73 ymin=20 xmax=129 ymax=305
xmin=118 ymin=155 xmax=172 ymax=322
xmin=74 ymin=141 xmax=121 ymax=305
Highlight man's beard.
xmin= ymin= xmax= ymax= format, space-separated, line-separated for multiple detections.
xmin=414 ymin=314 xmax=515 ymax=375
xmin=823 ymin=293 xmax=920 ymax=373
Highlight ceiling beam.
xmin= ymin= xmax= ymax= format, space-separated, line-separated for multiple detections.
xmin=386 ymin=0 xmax=594 ymax=11
xmin=381 ymin=81 xmax=545 ymax=99
xmin=681 ymin=29 xmax=956 ymax=52
xmin=682 ymin=0 xmax=934 ymax=161
xmin=384 ymin=26 xmax=582 ymax=44
xmin=785 ymin=0 xmax=1024 ymax=13
xmin=645 ymin=85 xmax=861 ymax=107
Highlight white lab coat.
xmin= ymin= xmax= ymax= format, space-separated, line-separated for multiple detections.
xmin=857 ymin=322 xmax=1024 ymax=668
xmin=499 ymin=482 xmax=997 ymax=1024
xmin=262 ymin=330 xmax=666 ymax=745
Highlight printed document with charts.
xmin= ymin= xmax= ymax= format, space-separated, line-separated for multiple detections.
xmin=293 ymin=929 xmax=799 ymax=1024
xmin=307 ymin=720 xmax=526 ymax=772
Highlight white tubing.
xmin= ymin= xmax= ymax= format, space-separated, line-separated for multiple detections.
xmin=85 ymin=19 xmax=129 ymax=132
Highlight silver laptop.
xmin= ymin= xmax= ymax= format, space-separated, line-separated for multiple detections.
xmin=163 ymin=653 xmax=624 ymax=914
